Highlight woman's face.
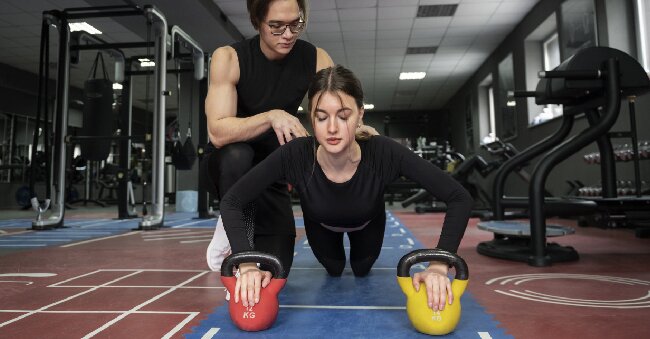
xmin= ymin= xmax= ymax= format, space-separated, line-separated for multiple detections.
xmin=311 ymin=91 xmax=364 ymax=155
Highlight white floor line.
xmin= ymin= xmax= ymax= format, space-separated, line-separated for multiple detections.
xmin=64 ymin=219 xmax=112 ymax=226
xmin=81 ymin=271 xmax=209 ymax=338
xmin=0 ymin=271 xmax=142 ymax=328
xmin=0 ymin=244 xmax=47 ymax=247
xmin=80 ymin=219 xmax=131 ymax=229
xmin=144 ymin=235 xmax=212 ymax=241
xmin=51 ymin=285 xmax=225 ymax=289
xmin=0 ymin=239 xmax=72 ymax=242
xmin=141 ymin=229 xmax=192 ymax=235
xmin=0 ymin=273 xmax=56 ymax=278
xmin=48 ymin=269 xmax=210 ymax=288
xmin=9 ymin=234 xmax=110 ymax=238
xmin=478 ymin=332 xmax=493 ymax=339
xmin=279 ymin=305 xmax=405 ymax=310
xmin=291 ymin=267 xmax=396 ymax=270
xmin=141 ymin=231 xmax=208 ymax=238
xmin=0 ymin=310 xmax=198 ymax=314
xmin=48 ymin=270 xmax=105 ymax=287
xmin=172 ymin=219 xmax=216 ymax=228
xmin=92 ymin=269 xmax=208 ymax=272
xmin=180 ymin=239 xmax=212 ymax=244
xmin=161 ymin=217 xmax=195 ymax=226
xmin=0 ymin=230 xmax=32 ymax=237
xmin=162 ymin=312 xmax=200 ymax=339
xmin=201 ymin=328 xmax=220 ymax=339
xmin=60 ymin=231 xmax=140 ymax=248
xmin=302 ymin=246 xmax=394 ymax=250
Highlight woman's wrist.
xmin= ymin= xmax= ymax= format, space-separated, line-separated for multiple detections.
xmin=238 ymin=262 xmax=259 ymax=273
xmin=426 ymin=261 xmax=449 ymax=274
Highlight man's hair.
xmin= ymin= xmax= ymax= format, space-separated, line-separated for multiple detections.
xmin=247 ymin=0 xmax=308 ymax=30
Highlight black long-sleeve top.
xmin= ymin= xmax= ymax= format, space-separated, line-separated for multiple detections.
xmin=220 ymin=136 xmax=473 ymax=254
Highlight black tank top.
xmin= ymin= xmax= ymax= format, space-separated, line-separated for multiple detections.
xmin=232 ymin=36 xmax=316 ymax=159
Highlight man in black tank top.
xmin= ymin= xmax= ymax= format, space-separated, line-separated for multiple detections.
xmin=202 ymin=0 xmax=334 ymax=274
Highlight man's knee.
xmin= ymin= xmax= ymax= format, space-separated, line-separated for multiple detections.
xmin=217 ymin=143 xmax=255 ymax=178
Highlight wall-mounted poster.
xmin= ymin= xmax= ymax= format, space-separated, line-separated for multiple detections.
xmin=560 ymin=0 xmax=598 ymax=59
xmin=498 ymin=53 xmax=517 ymax=141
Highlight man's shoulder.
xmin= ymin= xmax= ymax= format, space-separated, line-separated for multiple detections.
xmin=294 ymin=39 xmax=317 ymax=55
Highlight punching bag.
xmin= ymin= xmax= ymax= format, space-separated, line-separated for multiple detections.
xmin=80 ymin=52 xmax=114 ymax=161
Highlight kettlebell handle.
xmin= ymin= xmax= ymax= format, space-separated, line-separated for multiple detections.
xmin=397 ymin=249 xmax=469 ymax=280
xmin=221 ymin=251 xmax=287 ymax=279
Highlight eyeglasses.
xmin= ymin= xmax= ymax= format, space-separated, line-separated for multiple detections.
xmin=267 ymin=20 xmax=305 ymax=35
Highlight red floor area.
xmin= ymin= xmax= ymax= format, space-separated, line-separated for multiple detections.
xmin=0 ymin=213 xmax=648 ymax=338
xmin=397 ymin=212 xmax=650 ymax=339
xmin=0 ymin=228 xmax=226 ymax=338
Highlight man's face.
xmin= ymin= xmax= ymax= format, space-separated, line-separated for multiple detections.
xmin=258 ymin=0 xmax=303 ymax=59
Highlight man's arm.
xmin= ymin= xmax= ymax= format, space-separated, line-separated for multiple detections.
xmin=205 ymin=47 xmax=271 ymax=148
xmin=205 ymin=47 xmax=308 ymax=148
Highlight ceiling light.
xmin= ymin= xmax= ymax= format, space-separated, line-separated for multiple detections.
xmin=69 ymin=22 xmax=102 ymax=35
xmin=113 ymin=83 xmax=123 ymax=90
xmin=506 ymin=100 xmax=516 ymax=107
xmin=363 ymin=104 xmax=374 ymax=110
xmin=399 ymin=72 xmax=426 ymax=80
xmin=406 ymin=46 xmax=438 ymax=55
xmin=416 ymin=4 xmax=458 ymax=17
xmin=138 ymin=58 xmax=155 ymax=67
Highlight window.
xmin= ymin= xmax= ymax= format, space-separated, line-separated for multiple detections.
xmin=524 ymin=13 xmax=564 ymax=126
xmin=477 ymin=74 xmax=496 ymax=144
xmin=634 ymin=0 xmax=650 ymax=71
xmin=535 ymin=33 xmax=564 ymax=125
xmin=486 ymin=86 xmax=496 ymax=143
xmin=543 ymin=33 xmax=561 ymax=71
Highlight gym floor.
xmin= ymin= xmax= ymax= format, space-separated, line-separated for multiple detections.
xmin=0 ymin=205 xmax=648 ymax=338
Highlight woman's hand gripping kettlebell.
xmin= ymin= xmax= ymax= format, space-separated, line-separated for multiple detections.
xmin=411 ymin=261 xmax=453 ymax=311
xmin=235 ymin=262 xmax=272 ymax=307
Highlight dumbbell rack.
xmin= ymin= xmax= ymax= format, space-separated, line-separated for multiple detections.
xmin=574 ymin=97 xmax=650 ymax=236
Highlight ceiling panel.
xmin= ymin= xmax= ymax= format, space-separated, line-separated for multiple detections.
xmin=0 ymin=0 xmax=542 ymax=115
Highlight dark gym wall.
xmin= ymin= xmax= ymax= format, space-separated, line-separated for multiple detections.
xmin=444 ymin=0 xmax=650 ymax=198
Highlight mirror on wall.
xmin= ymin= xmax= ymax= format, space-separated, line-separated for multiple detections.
xmin=560 ymin=0 xmax=598 ymax=59
xmin=498 ymin=53 xmax=517 ymax=141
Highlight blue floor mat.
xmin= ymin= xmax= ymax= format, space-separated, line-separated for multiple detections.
xmin=0 ymin=212 xmax=223 ymax=248
xmin=187 ymin=212 xmax=512 ymax=338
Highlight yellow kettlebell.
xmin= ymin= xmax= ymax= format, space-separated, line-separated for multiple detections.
xmin=397 ymin=249 xmax=469 ymax=336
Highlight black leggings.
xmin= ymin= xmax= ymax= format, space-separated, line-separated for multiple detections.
xmin=304 ymin=212 xmax=386 ymax=277
xmin=204 ymin=142 xmax=296 ymax=272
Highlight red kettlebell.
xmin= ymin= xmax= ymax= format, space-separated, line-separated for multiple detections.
xmin=220 ymin=251 xmax=287 ymax=332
